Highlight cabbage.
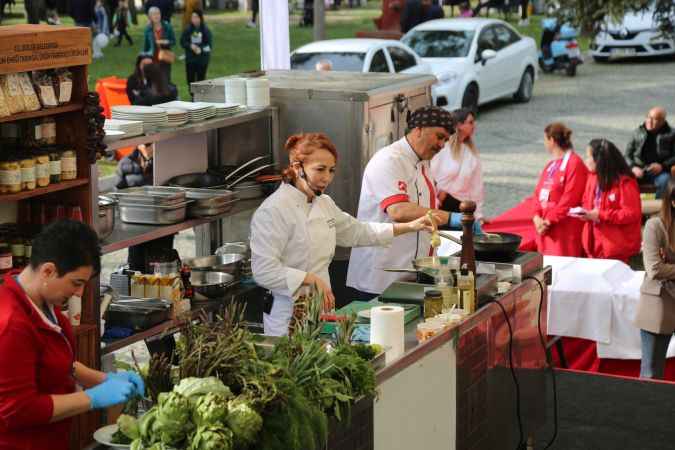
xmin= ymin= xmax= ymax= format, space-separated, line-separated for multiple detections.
xmin=117 ymin=414 xmax=140 ymax=440
xmin=130 ymin=439 xmax=145 ymax=450
xmin=193 ymin=392 xmax=229 ymax=427
xmin=174 ymin=377 xmax=232 ymax=401
xmin=226 ymin=399 xmax=262 ymax=447
xmin=189 ymin=425 xmax=234 ymax=450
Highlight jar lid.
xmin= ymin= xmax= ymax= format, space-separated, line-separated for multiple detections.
xmin=425 ymin=290 xmax=442 ymax=298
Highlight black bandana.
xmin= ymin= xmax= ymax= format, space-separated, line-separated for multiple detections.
xmin=408 ymin=106 xmax=454 ymax=134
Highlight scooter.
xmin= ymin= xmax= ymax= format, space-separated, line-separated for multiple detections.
xmin=538 ymin=18 xmax=583 ymax=77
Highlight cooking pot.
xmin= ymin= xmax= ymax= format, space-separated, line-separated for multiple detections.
xmin=97 ymin=195 xmax=116 ymax=241
xmin=182 ymin=253 xmax=244 ymax=274
xmin=190 ymin=271 xmax=236 ymax=299
xmin=439 ymin=231 xmax=522 ymax=261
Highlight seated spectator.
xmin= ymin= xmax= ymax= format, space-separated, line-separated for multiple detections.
xmin=578 ymin=139 xmax=641 ymax=263
xmin=315 ymin=59 xmax=333 ymax=71
xmin=127 ymin=54 xmax=154 ymax=104
xmin=459 ymin=2 xmax=474 ymax=17
xmin=400 ymin=0 xmax=444 ymax=33
xmin=625 ymin=106 xmax=675 ymax=198
xmin=131 ymin=63 xmax=178 ymax=106
xmin=115 ymin=143 xmax=153 ymax=189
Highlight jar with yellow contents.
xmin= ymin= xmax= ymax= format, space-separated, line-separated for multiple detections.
xmin=61 ymin=149 xmax=77 ymax=180
xmin=0 ymin=156 xmax=21 ymax=194
xmin=19 ymin=155 xmax=36 ymax=191
xmin=34 ymin=151 xmax=50 ymax=187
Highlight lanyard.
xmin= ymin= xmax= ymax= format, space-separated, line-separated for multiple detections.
xmin=594 ymin=185 xmax=602 ymax=208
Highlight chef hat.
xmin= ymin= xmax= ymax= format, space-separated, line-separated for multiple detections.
xmin=408 ymin=106 xmax=455 ymax=134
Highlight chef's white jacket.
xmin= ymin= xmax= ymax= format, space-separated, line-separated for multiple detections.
xmin=250 ymin=182 xmax=394 ymax=336
xmin=346 ymin=137 xmax=437 ymax=295
xmin=430 ymin=143 xmax=485 ymax=219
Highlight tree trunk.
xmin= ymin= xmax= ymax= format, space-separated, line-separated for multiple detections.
xmin=25 ymin=0 xmax=45 ymax=23
xmin=313 ymin=0 xmax=326 ymax=41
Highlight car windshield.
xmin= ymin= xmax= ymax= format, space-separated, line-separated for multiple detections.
xmin=290 ymin=52 xmax=365 ymax=71
xmin=402 ymin=30 xmax=475 ymax=58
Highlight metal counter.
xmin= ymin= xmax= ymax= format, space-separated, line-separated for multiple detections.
xmin=374 ymin=267 xmax=551 ymax=450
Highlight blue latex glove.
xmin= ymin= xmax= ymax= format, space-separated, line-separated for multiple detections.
xmin=85 ymin=377 xmax=135 ymax=409
xmin=106 ymin=371 xmax=145 ymax=398
xmin=448 ymin=212 xmax=483 ymax=235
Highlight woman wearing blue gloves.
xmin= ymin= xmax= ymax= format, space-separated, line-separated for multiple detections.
xmin=0 ymin=220 xmax=143 ymax=450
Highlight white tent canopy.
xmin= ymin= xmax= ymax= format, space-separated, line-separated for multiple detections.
xmin=259 ymin=1 xmax=291 ymax=70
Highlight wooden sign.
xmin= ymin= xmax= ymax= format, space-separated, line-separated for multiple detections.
xmin=0 ymin=25 xmax=91 ymax=74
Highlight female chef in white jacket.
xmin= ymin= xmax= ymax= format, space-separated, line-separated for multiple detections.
xmin=251 ymin=133 xmax=432 ymax=336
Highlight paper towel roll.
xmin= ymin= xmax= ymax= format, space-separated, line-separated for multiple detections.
xmin=370 ymin=306 xmax=405 ymax=364
xmin=225 ymin=77 xmax=247 ymax=105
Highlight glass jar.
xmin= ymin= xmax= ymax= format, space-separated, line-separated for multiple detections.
xmin=34 ymin=151 xmax=50 ymax=187
xmin=10 ymin=234 xmax=25 ymax=268
xmin=0 ymin=123 xmax=20 ymax=147
xmin=0 ymin=157 xmax=21 ymax=194
xmin=41 ymin=117 xmax=57 ymax=146
xmin=20 ymin=156 xmax=36 ymax=191
xmin=48 ymin=149 xmax=62 ymax=184
xmin=423 ymin=290 xmax=444 ymax=319
xmin=61 ymin=149 xmax=77 ymax=180
xmin=23 ymin=236 xmax=32 ymax=263
xmin=0 ymin=244 xmax=12 ymax=273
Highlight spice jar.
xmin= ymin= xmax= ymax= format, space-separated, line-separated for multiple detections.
xmin=423 ymin=290 xmax=444 ymax=319
xmin=49 ymin=148 xmax=62 ymax=184
xmin=34 ymin=151 xmax=50 ymax=187
xmin=20 ymin=155 xmax=36 ymax=191
xmin=23 ymin=236 xmax=32 ymax=263
xmin=10 ymin=234 xmax=25 ymax=268
xmin=61 ymin=149 xmax=77 ymax=180
xmin=41 ymin=117 xmax=57 ymax=145
xmin=0 ymin=156 xmax=21 ymax=194
xmin=0 ymin=244 xmax=12 ymax=274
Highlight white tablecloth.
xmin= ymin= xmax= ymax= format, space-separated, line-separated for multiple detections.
xmin=545 ymin=256 xmax=675 ymax=359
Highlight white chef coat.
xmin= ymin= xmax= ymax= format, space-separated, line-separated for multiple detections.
xmin=250 ymin=182 xmax=394 ymax=336
xmin=430 ymin=143 xmax=485 ymax=219
xmin=346 ymin=137 xmax=437 ymax=295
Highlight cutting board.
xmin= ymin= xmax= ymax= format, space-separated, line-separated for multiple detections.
xmin=321 ymin=299 xmax=420 ymax=335
xmin=380 ymin=281 xmax=430 ymax=305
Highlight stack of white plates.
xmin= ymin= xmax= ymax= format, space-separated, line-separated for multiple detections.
xmin=198 ymin=102 xmax=245 ymax=116
xmin=165 ymin=108 xmax=189 ymax=127
xmin=154 ymin=101 xmax=217 ymax=122
xmin=104 ymin=118 xmax=144 ymax=137
xmin=111 ymin=105 xmax=168 ymax=130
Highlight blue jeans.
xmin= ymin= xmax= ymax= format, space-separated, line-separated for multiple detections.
xmin=642 ymin=171 xmax=670 ymax=199
xmin=640 ymin=329 xmax=673 ymax=379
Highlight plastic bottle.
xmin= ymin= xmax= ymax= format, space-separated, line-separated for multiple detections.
xmin=457 ymin=264 xmax=476 ymax=314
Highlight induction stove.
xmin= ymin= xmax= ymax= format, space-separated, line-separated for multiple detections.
xmin=475 ymin=251 xmax=543 ymax=283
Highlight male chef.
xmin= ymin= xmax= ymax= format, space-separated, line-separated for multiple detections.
xmin=346 ymin=105 xmax=480 ymax=297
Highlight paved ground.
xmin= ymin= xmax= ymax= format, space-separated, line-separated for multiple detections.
xmin=476 ymin=55 xmax=675 ymax=218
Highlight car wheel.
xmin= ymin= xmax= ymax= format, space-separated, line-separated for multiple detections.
xmin=592 ymin=56 xmax=609 ymax=63
xmin=514 ymin=69 xmax=534 ymax=103
xmin=461 ymin=84 xmax=479 ymax=110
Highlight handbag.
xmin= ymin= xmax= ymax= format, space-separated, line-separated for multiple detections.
xmin=158 ymin=48 xmax=176 ymax=64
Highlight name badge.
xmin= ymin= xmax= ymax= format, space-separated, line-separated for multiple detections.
xmin=539 ymin=188 xmax=550 ymax=202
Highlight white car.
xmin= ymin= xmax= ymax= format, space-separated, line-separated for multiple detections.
xmin=290 ymin=38 xmax=459 ymax=110
xmin=401 ymin=18 xmax=539 ymax=110
xmin=590 ymin=7 xmax=675 ymax=61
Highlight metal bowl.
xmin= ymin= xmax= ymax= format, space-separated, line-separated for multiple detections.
xmin=190 ymin=271 xmax=235 ymax=298
xmin=183 ymin=253 xmax=244 ymax=273
xmin=97 ymin=195 xmax=117 ymax=241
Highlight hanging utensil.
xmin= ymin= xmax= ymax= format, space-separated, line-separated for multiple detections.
xmin=223 ymin=155 xmax=269 ymax=182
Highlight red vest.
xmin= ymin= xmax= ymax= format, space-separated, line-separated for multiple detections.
xmin=0 ymin=275 xmax=76 ymax=450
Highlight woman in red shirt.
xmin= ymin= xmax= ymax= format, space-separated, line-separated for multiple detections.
xmin=0 ymin=220 xmax=144 ymax=450
xmin=576 ymin=138 xmax=642 ymax=263
xmin=531 ymin=122 xmax=589 ymax=256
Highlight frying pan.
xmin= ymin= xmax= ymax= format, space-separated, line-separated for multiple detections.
xmin=382 ymin=256 xmax=453 ymax=284
xmin=166 ymin=163 xmax=276 ymax=190
xmin=439 ymin=231 xmax=522 ymax=261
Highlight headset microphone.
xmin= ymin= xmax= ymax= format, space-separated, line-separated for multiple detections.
xmin=300 ymin=165 xmax=322 ymax=197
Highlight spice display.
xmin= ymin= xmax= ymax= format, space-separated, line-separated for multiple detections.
xmin=0 ymin=157 xmax=22 ymax=194
xmin=49 ymin=149 xmax=62 ymax=183
xmin=32 ymin=71 xmax=59 ymax=108
xmin=55 ymin=69 xmax=73 ymax=105
xmin=61 ymin=149 xmax=77 ymax=180
xmin=34 ymin=152 xmax=50 ymax=187
xmin=0 ymin=74 xmax=27 ymax=114
xmin=20 ymin=156 xmax=36 ymax=191
xmin=17 ymin=72 xmax=41 ymax=112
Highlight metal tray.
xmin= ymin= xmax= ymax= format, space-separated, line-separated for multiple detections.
xmin=184 ymin=188 xmax=237 ymax=208
xmin=110 ymin=186 xmax=187 ymax=206
xmin=188 ymin=200 xmax=237 ymax=218
xmin=118 ymin=201 xmax=189 ymax=225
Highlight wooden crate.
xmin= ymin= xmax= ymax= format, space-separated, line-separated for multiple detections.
xmin=0 ymin=25 xmax=91 ymax=74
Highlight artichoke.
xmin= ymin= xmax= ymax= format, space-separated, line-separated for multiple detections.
xmin=138 ymin=407 xmax=159 ymax=442
xmin=130 ymin=439 xmax=145 ymax=450
xmin=174 ymin=377 xmax=233 ymax=401
xmin=193 ymin=392 xmax=229 ymax=427
xmin=226 ymin=399 xmax=262 ymax=447
xmin=156 ymin=392 xmax=193 ymax=446
xmin=117 ymin=414 xmax=140 ymax=440
xmin=189 ymin=425 xmax=234 ymax=450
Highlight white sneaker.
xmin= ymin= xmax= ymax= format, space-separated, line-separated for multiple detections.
xmin=518 ymin=19 xmax=530 ymax=26
xmin=246 ymin=20 xmax=256 ymax=28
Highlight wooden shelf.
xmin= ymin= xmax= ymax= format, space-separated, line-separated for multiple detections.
xmin=0 ymin=178 xmax=89 ymax=202
xmin=0 ymin=103 xmax=83 ymax=123
xmin=101 ymin=198 xmax=263 ymax=254
xmin=73 ymin=323 xmax=98 ymax=336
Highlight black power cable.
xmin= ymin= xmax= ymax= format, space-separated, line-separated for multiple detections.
xmin=524 ymin=275 xmax=559 ymax=450
xmin=489 ymin=298 xmax=527 ymax=450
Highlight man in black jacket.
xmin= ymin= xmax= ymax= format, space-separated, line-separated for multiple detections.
xmin=625 ymin=107 xmax=675 ymax=198
xmin=400 ymin=0 xmax=444 ymax=33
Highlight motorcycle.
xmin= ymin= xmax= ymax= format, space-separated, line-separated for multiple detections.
xmin=538 ymin=18 xmax=583 ymax=77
